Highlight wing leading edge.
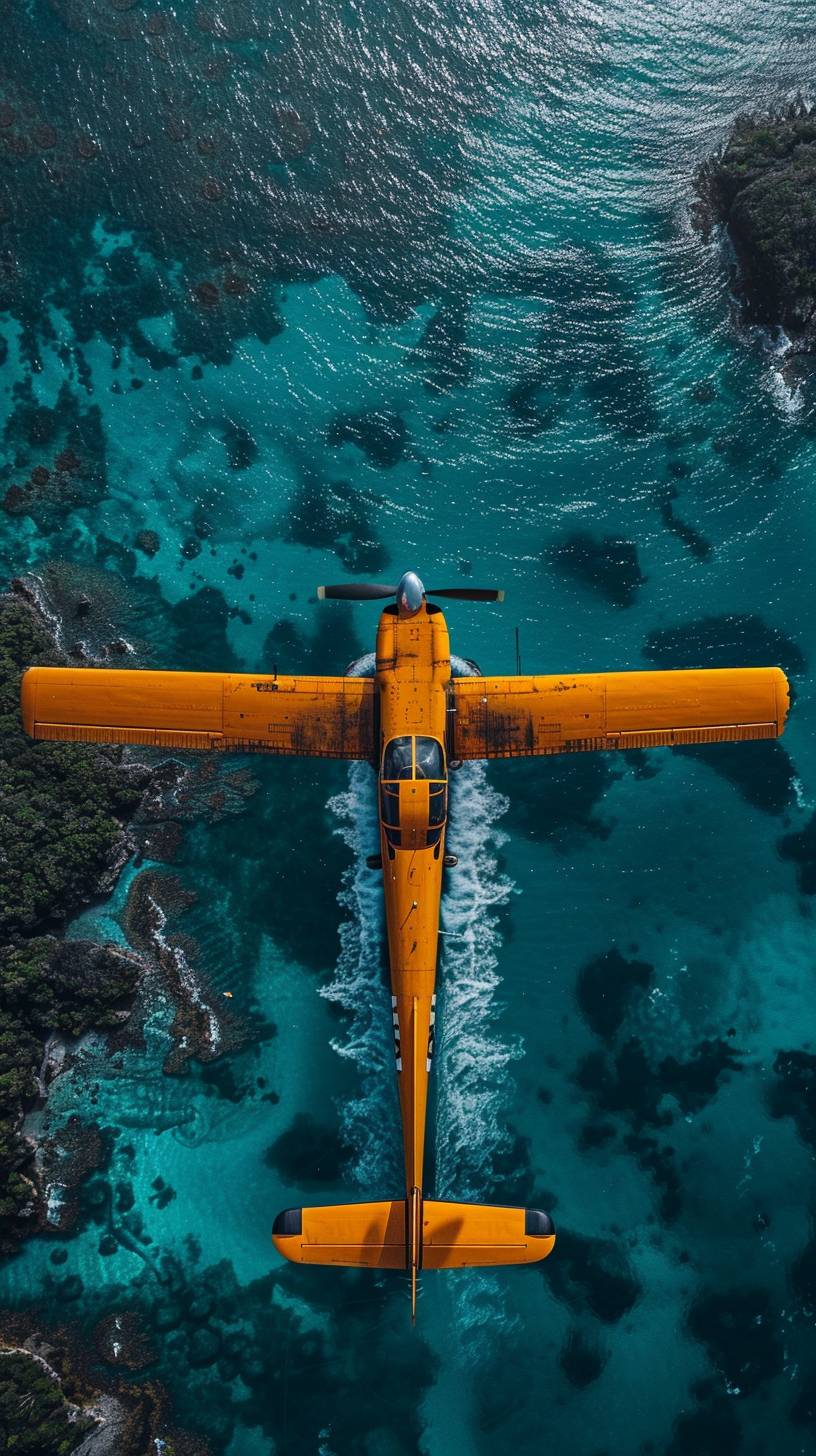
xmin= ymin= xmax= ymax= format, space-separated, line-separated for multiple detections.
xmin=451 ymin=667 xmax=789 ymax=759
xmin=21 ymin=667 xmax=375 ymax=759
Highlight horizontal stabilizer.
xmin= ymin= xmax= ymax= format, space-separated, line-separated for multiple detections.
xmin=422 ymin=1199 xmax=555 ymax=1268
xmin=272 ymin=1196 xmax=555 ymax=1270
xmin=272 ymin=1200 xmax=406 ymax=1268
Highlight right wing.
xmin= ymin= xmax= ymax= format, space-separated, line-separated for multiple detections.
xmin=451 ymin=667 xmax=789 ymax=759
xmin=21 ymin=666 xmax=375 ymax=760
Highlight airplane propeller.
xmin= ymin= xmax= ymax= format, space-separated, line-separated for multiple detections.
xmin=317 ymin=576 xmax=504 ymax=604
xmin=425 ymin=587 xmax=504 ymax=602
xmin=317 ymin=583 xmax=398 ymax=600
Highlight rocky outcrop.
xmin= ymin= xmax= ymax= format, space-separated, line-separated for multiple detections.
xmin=697 ymin=108 xmax=816 ymax=343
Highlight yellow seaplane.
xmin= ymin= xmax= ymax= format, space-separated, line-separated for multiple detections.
xmin=21 ymin=571 xmax=790 ymax=1317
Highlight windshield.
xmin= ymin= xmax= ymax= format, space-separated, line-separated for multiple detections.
xmin=382 ymin=737 xmax=414 ymax=779
xmin=382 ymin=736 xmax=445 ymax=781
xmin=414 ymin=737 xmax=445 ymax=779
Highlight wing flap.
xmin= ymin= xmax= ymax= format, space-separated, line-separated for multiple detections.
xmin=451 ymin=667 xmax=789 ymax=759
xmin=22 ymin=667 xmax=375 ymax=759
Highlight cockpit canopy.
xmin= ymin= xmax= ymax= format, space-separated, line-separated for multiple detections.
xmin=382 ymin=735 xmax=445 ymax=782
xmin=380 ymin=736 xmax=447 ymax=853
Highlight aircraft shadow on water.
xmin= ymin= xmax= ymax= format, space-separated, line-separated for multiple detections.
xmin=21 ymin=571 xmax=790 ymax=1319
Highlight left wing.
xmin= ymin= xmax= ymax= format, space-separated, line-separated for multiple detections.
xmin=451 ymin=667 xmax=789 ymax=759
xmin=21 ymin=667 xmax=375 ymax=759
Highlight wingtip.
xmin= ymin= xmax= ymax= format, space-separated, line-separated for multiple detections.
xmin=316 ymin=586 xmax=326 ymax=600
xmin=20 ymin=666 xmax=38 ymax=738
xmin=496 ymin=590 xmax=505 ymax=603
xmin=776 ymin=666 xmax=791 ymax=737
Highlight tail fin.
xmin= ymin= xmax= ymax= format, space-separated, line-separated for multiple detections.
xmin=272 ymin=1195 xmax=555 ymax=1274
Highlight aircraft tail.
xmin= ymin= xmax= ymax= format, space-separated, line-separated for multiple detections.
xmin=272 ymin=1193 xmax=556 ymax=1279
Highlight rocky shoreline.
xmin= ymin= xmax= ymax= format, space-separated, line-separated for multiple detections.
xmin=0 ymin=1323 xmax=211 ymax=1455
xmin=0 ymin=579 xmax=252 ymax=1450
xmin=0 ymin=583 xmax=246 ymax=1258
xmin=696 ymin=105 xmax=816 ymax=350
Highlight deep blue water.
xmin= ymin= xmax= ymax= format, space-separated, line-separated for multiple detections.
xmin=2 ymin=2 xmax=816 ymax=1452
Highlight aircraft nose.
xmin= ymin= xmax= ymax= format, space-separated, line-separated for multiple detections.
xmin=397 ymin=571 xmax=424 ymax=616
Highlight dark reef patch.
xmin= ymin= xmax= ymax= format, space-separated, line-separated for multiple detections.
xmin=777 ymin=816 xmax=816 ymax=895
xmin=285 ymin=473 xmax=390 ymax=575
xmin=559 ymin=1326 xmax=609 ymax=1387
xmin=1 ymin=382 xmax=108 ymax=531
xmin=687 ymin=1287 xmax=783 ymax=1396
xmin=534 ymin=247 xmax=660 ymax=440
xmin=657 ymin=483 xmax=713 ymax=560
xmin=409 ymin=298 xmax=473 ymax=394
xmin=493 ymin=753 xmax=621 ymax=849
xmin=506 ymin=372 xmax=562 ymax=434
xmin=265 ymin=1113 xmax=352 ymax=1186
xmin=675 ymin=739 xmax=796 ymax=816
xmin=220 ymin=417 xmax=258 ymax=472
xmin=547 ymin=1228 xmax=641 ymax=1324
xmin=666 ymin=1395 xmax=742 ymax=1456
xmin=766 ymin=1049 xmax=816 ymax=1150
xmin=169 ymin=587 xmax=240 ymax=672
xmin=576 ymin=1036 xmax=742 ymax=1129
xmin=263 ymin=604 xmax=363 ymax=679
xmin=644 ymin=612 xmax=805 ymax=680
xmin=576 ymin=948 xmax=654 ymax=1042
xmin=574 ymin=1033 xmax=740 ymax=1222
xmin=326 ymin=408 xmax=408 ymax=468
xmin=547 ymin=531 xmax=645 ymax=608
xmin=644 ymin=614 xmax=799 ymax=813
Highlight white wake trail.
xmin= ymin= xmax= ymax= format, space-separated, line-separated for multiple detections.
xmin=434 ymin=760 xmax=520 ymax=1199
xmin=322 ymin=764 xmax=402 ymax=1190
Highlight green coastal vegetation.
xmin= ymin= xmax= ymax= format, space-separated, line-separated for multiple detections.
xmin=0 ymin=1350 xmax=92 ymax=1454
xmin=0 ymin=590 xmax=148 ymax=1248
xmin=699 ymin=108 xmax=816 ymax=339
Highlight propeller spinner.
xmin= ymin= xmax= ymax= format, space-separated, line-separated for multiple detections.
xmin=317 ymin=571 xmax=504 ymax=616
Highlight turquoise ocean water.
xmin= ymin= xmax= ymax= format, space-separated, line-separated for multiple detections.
xmin=2 ymin=1 xmax=816 ymax=1451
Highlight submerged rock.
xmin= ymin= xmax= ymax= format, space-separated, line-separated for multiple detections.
xmin=326 ymin=408 xmax=408 ymax=468
xmin=135 ymin=527 xmax=160 ymax=557
xmin=547 ymin=531 xmax=645 ymax=608
xmin=576 ymin=948 xmax=654 ymax=1042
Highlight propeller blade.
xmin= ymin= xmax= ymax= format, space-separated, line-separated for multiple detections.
xmin=317 ymin=583 xmax=399 ymax=601
xmin=426 ymin=588 xmax=505 ymax=602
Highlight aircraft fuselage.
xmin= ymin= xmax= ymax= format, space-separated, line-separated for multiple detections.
xmin=375 ymin=601 xmax=452 ymax=1198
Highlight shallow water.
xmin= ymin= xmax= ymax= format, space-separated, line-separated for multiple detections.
xmin=2 ymin=1 xmax=816 ymax=1451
